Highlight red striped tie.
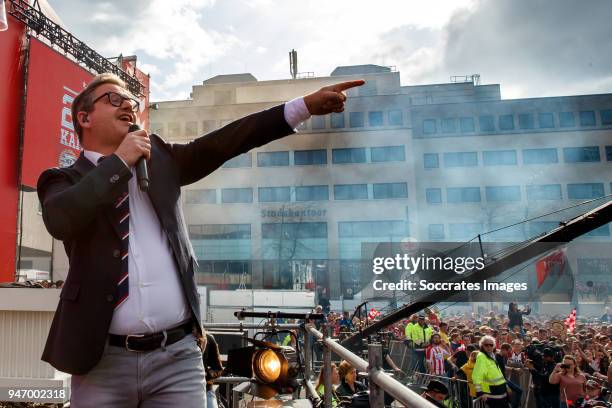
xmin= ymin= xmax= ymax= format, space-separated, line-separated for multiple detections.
xmin=99 ymin=156 xmax=129 ymax=309
xmin=114 ymin=188 xmax=130 ymax=309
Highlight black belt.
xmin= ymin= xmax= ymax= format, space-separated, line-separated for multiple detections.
xmin=108 ymin=321 xmax=193 ymax=352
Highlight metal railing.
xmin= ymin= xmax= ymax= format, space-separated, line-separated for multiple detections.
xmin=306 ymin=324 xmax=438 ymax=408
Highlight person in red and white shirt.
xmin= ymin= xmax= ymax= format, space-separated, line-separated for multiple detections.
xmin=427 ymin=333 xmax=451 ymax=376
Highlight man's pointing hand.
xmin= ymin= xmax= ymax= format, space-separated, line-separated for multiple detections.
xmin=303 ymin=80 xmax=365 ymax=115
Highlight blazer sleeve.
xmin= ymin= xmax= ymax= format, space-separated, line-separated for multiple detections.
xmin=163 ymin=103 xmax=295 ymax=186
xmin=37 ymin=154 xmax=132 ymax=240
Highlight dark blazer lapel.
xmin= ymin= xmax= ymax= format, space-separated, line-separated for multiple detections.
xmin=73 ymin=152 xmax=122 ymax=239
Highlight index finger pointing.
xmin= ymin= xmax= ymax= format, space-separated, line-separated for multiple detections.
xmin=332 ymin=80 xmax=366 ymax=92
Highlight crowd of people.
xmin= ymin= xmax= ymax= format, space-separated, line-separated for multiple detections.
xmin=312 ymin=303 xmax=612 ymax=408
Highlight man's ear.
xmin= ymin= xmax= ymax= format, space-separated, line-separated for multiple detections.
xmin=77 ymin=111 xmax=91 ymax=129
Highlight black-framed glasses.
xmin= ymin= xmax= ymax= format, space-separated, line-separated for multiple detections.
xmin=483 ymin=343 xmax=495 ymax=347
xmin=92 ymin=91 xmax=140 ymax=112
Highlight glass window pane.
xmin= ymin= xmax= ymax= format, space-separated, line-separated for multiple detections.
xmin=479 ymin=115 xmax=495 ymax=132
xmin=579 ymin=111 xmax=596 ymax=126
xmin=368 ymin=111 xmax=383 ymax=126
xmin=257 ymin=151 xmax=289 ymax=166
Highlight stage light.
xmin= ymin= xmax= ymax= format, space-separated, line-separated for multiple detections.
xmin=253 ymin=349 xmax=283 ymax=383
xmin=226 ymin=338 xmax=299 ymax=399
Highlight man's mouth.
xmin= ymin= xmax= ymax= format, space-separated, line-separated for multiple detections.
xmin=118 ymin=113 xmax=133 ymax=123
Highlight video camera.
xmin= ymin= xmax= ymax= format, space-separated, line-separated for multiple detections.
xmin=524 ymin=341 xmax=564 ymax=368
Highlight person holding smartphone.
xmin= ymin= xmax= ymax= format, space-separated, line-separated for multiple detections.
xmin=549 ymin=355 xmax=586 ymax=408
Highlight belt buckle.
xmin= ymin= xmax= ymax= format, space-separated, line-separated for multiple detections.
xmin=125 ymin=334 xmax=145 ymax=352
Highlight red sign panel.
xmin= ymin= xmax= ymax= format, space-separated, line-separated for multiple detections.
xmin=21 ymin=38 xmax=93 ymax=188
xmin=0 ymin=15 xmax=26 ymax=282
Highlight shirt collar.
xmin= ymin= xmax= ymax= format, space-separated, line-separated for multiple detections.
xmin=83 ymin=150 xmax=105 ymax=166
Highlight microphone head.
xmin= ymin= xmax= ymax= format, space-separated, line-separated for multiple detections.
xmin=128 ymin=123 xmax=141 ymax=133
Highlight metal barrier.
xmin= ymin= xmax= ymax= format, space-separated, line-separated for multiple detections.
xmin=213 ymin=376 xmax=250 ymax=408
xmin=306 ymin=324 xmax=438 ymax=408
xmin=412 ymin=372 xmax=475 ymax=408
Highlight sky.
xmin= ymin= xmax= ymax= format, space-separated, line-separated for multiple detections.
xmin=48 ymin=0 xmax=612 ymax=102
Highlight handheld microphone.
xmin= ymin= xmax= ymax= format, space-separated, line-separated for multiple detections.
xmin=128 ymin=124 xmax=149 ymax=192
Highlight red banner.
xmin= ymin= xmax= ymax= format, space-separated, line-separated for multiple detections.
xmin=0 ymin=15 xmax=26 ymax=282
xmin=21 ymin=38 xmax=93 ymax=188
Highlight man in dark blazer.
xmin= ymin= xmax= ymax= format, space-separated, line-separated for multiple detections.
xmin=37 ymin=72 xmax=363 ymax=407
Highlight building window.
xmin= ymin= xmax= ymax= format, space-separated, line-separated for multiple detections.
xmin=373 ymin=182 xmax=408 ymax=199
xmin=526 ymin=184 xmax=562 ymax=201
xmin=258 ymin=151 xmax=290 ymax=167
xmin=168 ymin=122 xmax=180 ymax=137
xmin=368 ymin=111 xmax=383 ymax=126
xmin=189 ymin=224 xmax=251 ymax=266
xmin=222 ymin=153 xmax=252 ymax=168
xmin=389 ymin=110 xmax=403 ymax=126
xmin=479 ymin=115 xmax=495 ymax=132
xmin=583 ymin=225 xmax=611 ymax=237
xmin=311 ymin=116 xmax=326 ymax=129
xmin=428 ymin=224 xmax=445 ymax=240
xmin=423 ymin=153 xmax=439 ymax=169
xmin=185 ymin=189 xmax=216 ymax=204
xmin=185 ymin=121 xmax=198 ymax=137
xmin=262 ymin=222 xmax=328 ymax=239
xmin=529 ymin=221 xmax=560 ymax=236
xmin=449 ymin=223 xmax=483 ymax=240
xmin=499 ymin=114 xmax=514 ymax=130
xmin=426 ymin=188 xmax=442 ymax=204
xmin=258 ymin=187 xmax=291 ymax=202
xmin=567 ymin=183 xmax=604 ymax=199
xmin=523 ymin=148 xmax=558 ymax=164
xmin=444 ymin=152 xmax=478 ymax=167
xmin=559 ymin=112 xmax=575 ymax=127
xmin=334 ymin=184 xmax=368 ymax=200
xmin=423 ymin=119 xmax=437 ymax=135
xmin=262 ymin=222 xmax=328 ymax=261
xmin=606 ymin=146 xmax=612 ymax=161
xmin=441 ymin=118 xmax=456 ymax=133
xmin=563 ymin=146 xmax=600 ymax=163
xmin=221 ymin=188 xmax=253 ymax=203
xmin=485 ymin=186 xmax=521 ymax=202
xmin=519 ymin=113 xmax=534 ymax=129
xmin=447 ymin=187 xmax=481 ymax=203
xmin=339 ymin=220 xmax=406 ymax=238
xmin=294 ymin=149 xmax=327 ymax=165
xmin=579 ymin=111 xmax=596 ymax=126
xmin=332 ymin=147 xmax=366 ymax=164
xmin=460 ymin=117 xmax=475 ymax=133
xmin=483 ymin=150 xmax=517 ymax=166
xmin=371 ymin=146 xmax=405 ymax=162
xmin=601 ymin=110 xmax=612 ymax=126
xmin=349 ymin=112 xmax=364 ymax=128
xmin=331 ymin=112 xmax=345 ymax=128
xmin=295 ymin=185 xmax=329 ymax=201
xmin=538 ymin=112 xmax=555 ymax=128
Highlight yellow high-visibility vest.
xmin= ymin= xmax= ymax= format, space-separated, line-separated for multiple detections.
xmin=472 ymin=352 xmax=506 ymax=394
xmin=406 ymin=323 xmax=433 ymax=346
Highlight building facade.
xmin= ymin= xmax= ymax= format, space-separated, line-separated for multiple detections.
xmin=149 ymin=65 xmax=612 ymax=303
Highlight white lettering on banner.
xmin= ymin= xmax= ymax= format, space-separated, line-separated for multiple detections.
xmin=59 ymin=89 xmax=80 ymax=151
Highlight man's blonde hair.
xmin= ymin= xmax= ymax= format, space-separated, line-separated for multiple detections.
xmin=71 ymin=73 xmax=127 ymax=142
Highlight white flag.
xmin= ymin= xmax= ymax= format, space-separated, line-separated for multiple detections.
xmin=0 ymin=0 xmax=8 ymax=32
